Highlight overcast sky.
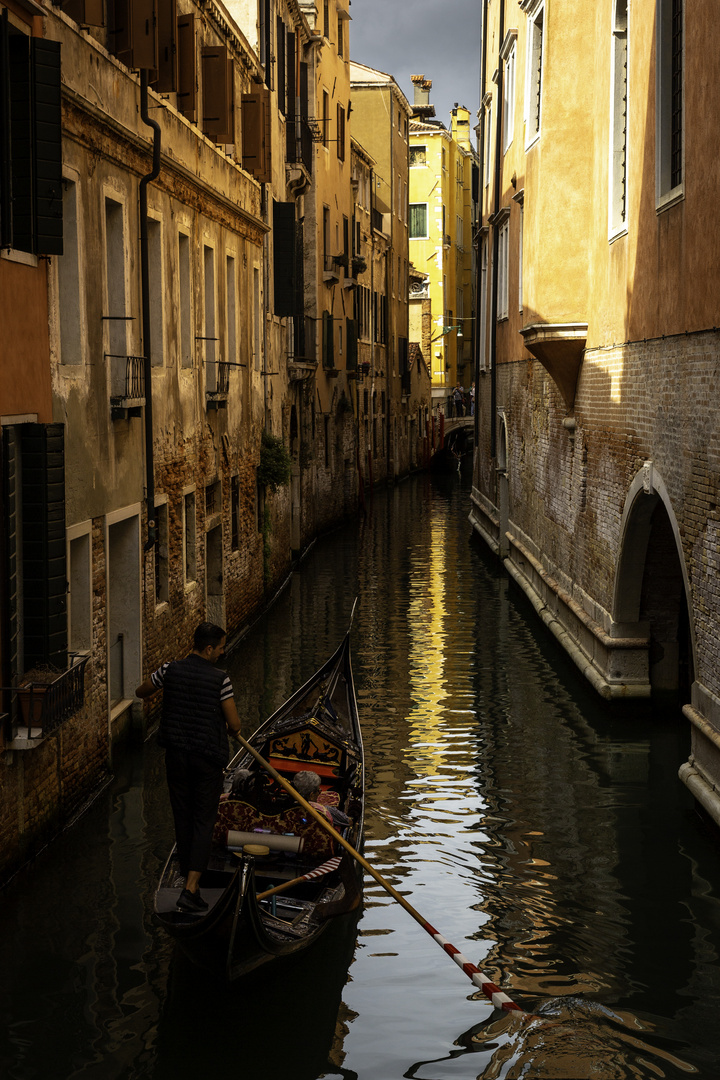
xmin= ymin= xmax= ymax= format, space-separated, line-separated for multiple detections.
xmin=348 ymin=0 xmax=482 ymax=134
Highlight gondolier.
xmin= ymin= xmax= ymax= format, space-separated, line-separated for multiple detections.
xmin=136 ymin=622 xmax=242 ymax=914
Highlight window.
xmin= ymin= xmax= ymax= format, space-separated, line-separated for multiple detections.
xmin=502 ymin=38 xmax=517 ymax=152
xmin=148 ymin=218 xmax=164 ymax=365
xmin=497 ymin=217 xmax=509 ymax=320
xmin=204 ymin=245 xmax=217 ymax=391
xmin=68 ymin=529 xmax=91 ymax=652
xmin=610 ymin=0 xmax=628 ymax=234
xmin=322 ymin=90 xmax=330 ymax=148
xmin=656 ymin=0 xmax=683 ymax=203
xmin=524 ymin=2 xmax=544 ymax=147
xmin=226 ymin=255 xmax=237 ymax=365
xmin=231 ymin=475 xmax=240 ymax=551
xmin=409 ymin=203 xmax=428 ymax=238
xmin=337 ymin=103 xmax=346 ymax=161
xmin=179 ymin=231 xmax=192 ymax=368
xmin=105 ymin=197 xmax=129 ymax=397
xmin=409 ymin=144 xmax=426 ymax=166
xmin=58 ymin=180 xmax=82 ymax=365
xmin=183 ymin=490 xmax=196 ymax=583
xmin=518 ymin=203 xmax=524 ymax=310
xmin=479 ymin=236 xmax=488 ymax=369
xmin=484 ymin=100 xmax=493 ymax=184
xmin=154 ymin=501 xmax=169 ymax=605
xmin=337 ymin=13 xmax=344 ymax=57
xmin=253 ymin=266 xmax=261 ymax=371
xmin=0 ymin=26 xmax=62 ymax=255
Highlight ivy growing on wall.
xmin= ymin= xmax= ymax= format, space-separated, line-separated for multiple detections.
xmin=257 ymin=431 xmax=292 ymax=493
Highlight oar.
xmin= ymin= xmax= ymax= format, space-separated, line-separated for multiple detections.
xmin=255 ymin=855 xmax=342 ymax=901
xmin=231 ymin=730 xmax=527 ymax=1015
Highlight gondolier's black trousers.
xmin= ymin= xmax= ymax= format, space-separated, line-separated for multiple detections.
xmin=165 ymin=747 xmax=224 ymax=878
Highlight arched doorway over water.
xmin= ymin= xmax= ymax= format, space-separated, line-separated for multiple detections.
xmin=613 ymin=467 xmax=695 ymax=706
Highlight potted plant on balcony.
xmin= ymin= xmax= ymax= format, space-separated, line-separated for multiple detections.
xmin=17 ymin=664 xmax=60 ymax=733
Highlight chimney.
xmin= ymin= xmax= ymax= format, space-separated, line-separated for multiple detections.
xmin=410 ymin=75 xmax=436 ymax=119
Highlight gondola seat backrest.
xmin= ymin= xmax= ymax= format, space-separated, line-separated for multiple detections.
xmin=213 ymin=799 xmax=335 ymax=857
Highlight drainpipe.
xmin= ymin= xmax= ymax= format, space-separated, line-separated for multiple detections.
xmin=474 ymin=0 xmax=489 ymax=451
xmin=489 ymin=0 xmax=505 ymax=460
xmin=140 ymin=70 xmax=161 ymax=550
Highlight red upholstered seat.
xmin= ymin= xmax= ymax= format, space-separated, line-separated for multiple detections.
xmin=213 ymin=799 xmax=335 ymax=857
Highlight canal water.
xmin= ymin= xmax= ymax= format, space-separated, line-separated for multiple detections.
xmin=2 ymin=470 xmax=720 ymax=1079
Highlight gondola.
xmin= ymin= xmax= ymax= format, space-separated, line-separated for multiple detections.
xmin=153 ymin=625 xmax=364 ymax=981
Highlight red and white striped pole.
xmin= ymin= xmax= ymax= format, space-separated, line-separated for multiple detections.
xmin=422 ymin=922 xmax=523 ymax=1013
xmin=234 ymin=731 xmax=529 ymax=1015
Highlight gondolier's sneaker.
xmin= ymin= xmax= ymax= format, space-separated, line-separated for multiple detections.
xmin=176 ymin=888 xmax=208 ymax=913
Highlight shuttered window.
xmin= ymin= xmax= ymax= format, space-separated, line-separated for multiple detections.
xmin=273 ymin=200 xmax=296 ymax=317
xmin=0 ymin=23 xmax=62 ymax=256
xmin=242 ymin=88 xmax=272 ymax=182
xmin=176 ymin=14 xmax=197 ymax=123
xmin=202 ymin=45 xmax=234 ymax=144
xmin=3 ymin=424 xmax=68 ymax=676
xmin=286 ymin=31 xmax=296 ymax=161
xmin=153 ymin=0 xmax=177 ymax=93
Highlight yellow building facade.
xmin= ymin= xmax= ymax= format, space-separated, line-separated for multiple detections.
xmin=472 ymin=0 xmax=720 ymax=828
xmin=408 ymin=79 xmax=478 ymax=410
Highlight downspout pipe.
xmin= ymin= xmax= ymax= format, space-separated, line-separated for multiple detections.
xmin=140 ymin=69 xmax=161 ymax=551
xmin=489 ymin=0 xmax=504 ymax=460
xmin=474 ymin=0 xmax=489 ymax=451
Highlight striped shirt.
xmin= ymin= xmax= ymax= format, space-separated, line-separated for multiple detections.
xmin=151 ymin=661 xmax=234 ymax=702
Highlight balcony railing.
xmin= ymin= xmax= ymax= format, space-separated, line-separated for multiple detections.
xmin=206 ymin=360 xmax=230 ymax=409
xmin=110 ymin=355 xmax=145 ymax=418
xmin=2 ymin=654 xmax=89 ymax=743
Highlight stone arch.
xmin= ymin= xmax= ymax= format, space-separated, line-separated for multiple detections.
xmin=613 ymin=464 xmax=695 ymax=699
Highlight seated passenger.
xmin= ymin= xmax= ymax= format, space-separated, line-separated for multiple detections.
xmin=293 ymin=770 xmax=351 ymax=829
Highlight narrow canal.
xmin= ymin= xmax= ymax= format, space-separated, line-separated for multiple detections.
xmin=2 ymin=470 xmax=720 ymax=1079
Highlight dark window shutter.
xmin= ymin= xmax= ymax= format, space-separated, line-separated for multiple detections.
xmin=323 ymin=310 xmax=334 ymax=367
xmin=20 ymin=424 xmax=67 ymax=671
xmin=346 ymin=318 xmax=357 ymax=370
xmin=32 ymin=39 xmax=63 ymax=256
xmin=263 ymin=0 xmax=272 ymax=89
xmin=286 ymin=31 xmax=296 ymax=161
xmin=202 ymin=46 xmax=233 ymax=143
xmin=241 ymin=88 xmax=271 ymax=182
xmin=299 ymin=61 xmax=312 ymax=172
xmin=61 ymin=0 xmax=104 ymax=25
xmin=153 ymin=0 xmax=177 ymax=93
xmin=176 ymin=14 xmax=197 ymax=122
xmin=9 ymin=33 xmax=32 ymax=254
xmin=131 ymin=0 xmax=158 ymax=70
xmin=276 ymin=16 xmax=285 ymax=117
xmin=2 ymin=428 xmax=20 ymax=681
xmin=294 ymin=218 xmax=305 ymax=356
xmin=273 ymin=200 xmax=295 ymax=318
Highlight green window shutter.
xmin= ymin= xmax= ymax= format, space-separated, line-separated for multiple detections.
xmin=21 ymin=424 xmax=68 ymax=671
xmin=273 ymin=200 xmax=296 ymax=318
xmin=32 ymin=39 xmax=63 ymax=256
xmin=346 ymin=318 xmax=357 ymax=370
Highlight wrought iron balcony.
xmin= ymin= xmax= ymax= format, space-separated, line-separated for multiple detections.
xmin=110 ymin=355 xmax=145 ymax=419
xmin=206 ymin=360 xmax=230 ymax=410
xmin=3 ymin=654 xmax=89 ymax=745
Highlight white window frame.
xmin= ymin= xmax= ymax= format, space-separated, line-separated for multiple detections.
xmin=501 ymin=32 xmax=518 ymax=153
xmin=409 ymin=202 xmax=429 ymax=239
xmin=609 ymin=0 xmax=629 ymax=239
xmin=483 ymin=95 xmax=493 ymax=186
xmin=523 ymin=0 xmax=545 ymax=150
xmin=497 ymin=212 xmax=510 ymax=321
xmin=655 ymin=0 xmax=684 ymax=211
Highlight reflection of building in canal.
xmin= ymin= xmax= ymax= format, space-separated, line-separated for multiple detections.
xmin=467 ymin=563 xmax=696 ymax=1009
